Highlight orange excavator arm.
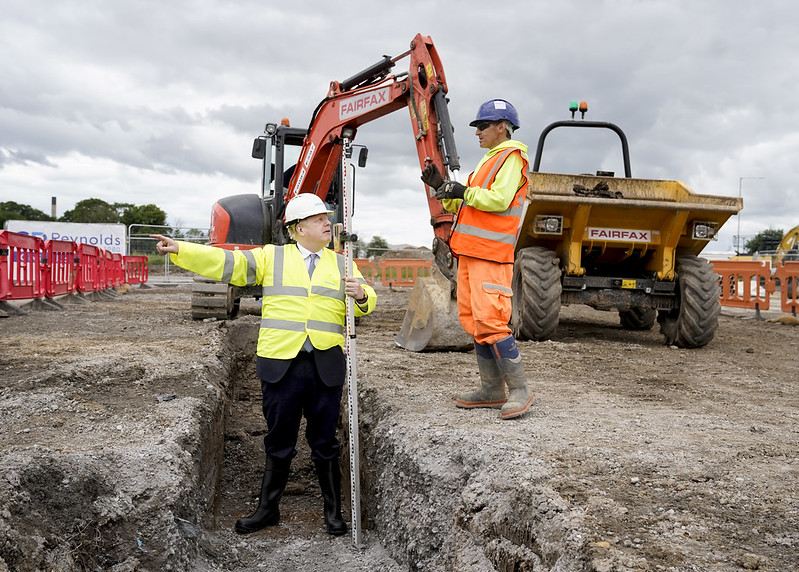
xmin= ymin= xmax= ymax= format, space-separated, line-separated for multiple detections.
xmin=285 ymin=33 xmax=460 ymax=264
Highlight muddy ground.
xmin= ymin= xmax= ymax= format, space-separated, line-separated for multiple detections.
xmin=0 ymin=283 xmax=797 ymax=571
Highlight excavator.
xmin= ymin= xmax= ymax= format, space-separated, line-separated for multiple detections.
xmin=773 ymin=225 xmax=799 ymax=263
xmin=193 ymin=33 xmax=743 ymax=351
xmin=192 ymin=33 xmax=470 ymax=349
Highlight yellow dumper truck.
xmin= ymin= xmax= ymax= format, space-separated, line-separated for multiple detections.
xmin=397 ymin=104 xmax=742 ymax=351
xmin=510 ymin=107 xmax=741 ymax=348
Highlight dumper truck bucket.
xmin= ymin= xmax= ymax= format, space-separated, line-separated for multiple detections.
xmin=395 ymin=263 xmax=472 ymax=352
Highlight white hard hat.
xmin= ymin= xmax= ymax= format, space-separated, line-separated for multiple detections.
xmin=284 ymin=193 xmax=333 ymax=224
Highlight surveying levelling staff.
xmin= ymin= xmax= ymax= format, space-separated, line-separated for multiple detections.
xmin=151 ymin=193 xmax=376 ymax=536
xmin=421 ymin=98 xmax=535 ymax=420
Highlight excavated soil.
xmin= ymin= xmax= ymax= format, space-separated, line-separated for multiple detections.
xmin=0 ymin=283 xmax=797 ymax=571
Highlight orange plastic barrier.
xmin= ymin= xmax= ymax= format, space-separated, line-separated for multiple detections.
xmin=711 ymin=260 xmax=774 ymax=311
xmin=377 ymin=258 xmax=432 ymax=287
xmin=354 ymin=258 xmax=376 ymax=285
xmin=125 ymin=256 xmax=149 ymax=284
xmin=773 ymin=261 xmax=799 ymax=315
xmin=44 ymin=239 xmax=78 ymax=298
xmin=0 ymin=230 xmax=46 ymax=301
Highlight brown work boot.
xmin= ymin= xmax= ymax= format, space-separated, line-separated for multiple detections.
xmin=455 ymin=342 xmax=507 ymax=409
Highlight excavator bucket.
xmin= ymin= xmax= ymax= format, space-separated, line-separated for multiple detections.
xmin=395 ymin=263 xmax=473 ymax=352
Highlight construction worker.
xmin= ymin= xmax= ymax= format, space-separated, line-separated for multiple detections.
xmin=151 ymin=192 xmax=376 ymax=536
xmin=421 ymin=98 xmax=534 ymax=420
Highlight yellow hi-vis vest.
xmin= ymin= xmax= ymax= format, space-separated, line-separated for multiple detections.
xmin=448 ymin=143 xmax=529 ymax=263
xmin=171 ymin=241 xmax=375 ymax=359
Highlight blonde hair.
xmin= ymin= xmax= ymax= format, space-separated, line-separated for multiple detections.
xmin=286 ymin=221 xmax=299 ymax=241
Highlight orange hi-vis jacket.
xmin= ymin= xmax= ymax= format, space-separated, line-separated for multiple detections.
xmin=448 ymin=141 xmax=530 ymax=263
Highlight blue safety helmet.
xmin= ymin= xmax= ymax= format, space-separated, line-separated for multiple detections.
xmin=469 ymin=99 xmax=520 ymax=130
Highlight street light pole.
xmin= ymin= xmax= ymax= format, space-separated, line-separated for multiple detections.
xmin=737 ymin=176 xmax=765 ymax=254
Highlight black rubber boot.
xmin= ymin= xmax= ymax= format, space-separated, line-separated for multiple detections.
xmin=314 ymin=458 xmax=348 ymax=536
xmin=235 ymin=456 xmax=291 ymax=534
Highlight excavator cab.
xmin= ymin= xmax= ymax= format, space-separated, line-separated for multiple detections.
xmin=251 ymin=122 xmax=369 ymax=245
xmin=253 ymin=123 xmax=308 ymax=245
xmin=195 ymin=122 xmax=367 ymax=320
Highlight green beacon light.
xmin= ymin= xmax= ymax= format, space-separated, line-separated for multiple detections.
xmin=569 ymin=100 xmax=579 ymax=119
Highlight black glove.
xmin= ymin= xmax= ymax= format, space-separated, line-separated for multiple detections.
xmin=420 ymin=163 xmax=444 ymax=189
xmin=435 ymin=180 xmax=467 ymax=200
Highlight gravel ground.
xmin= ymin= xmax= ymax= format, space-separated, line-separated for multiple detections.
xmin=1 ymin=283 xmax=797 ymax=571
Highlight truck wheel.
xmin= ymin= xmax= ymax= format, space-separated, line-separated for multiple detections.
xmin=657 ymin=255 xmax=720 ymax=348
xmin=191 ymin=277 xmax=240 ymax=320
xmin=619 ymin=307 xmax=657 ymax=330
xmin=511 ymin=247 xmax=561 ymax=341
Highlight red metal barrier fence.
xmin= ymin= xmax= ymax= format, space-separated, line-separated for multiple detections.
xmin=111 ymin=253 xmax=124 ymax=287
xmin=0 ymin=230 xmax=148 ymax=313
xmin=75 ymin=243 xmax=102 ymax=294
xmin=125 ymin=256 xmax=149 ymax=285
xmin=0 ymin=231 xmax=45 ymax=302
xmin=44 ymin=239 xmax=78 ymax=298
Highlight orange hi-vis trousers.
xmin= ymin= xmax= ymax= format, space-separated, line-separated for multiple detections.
xmin=456 ymin=256 xmax=514 ymax=346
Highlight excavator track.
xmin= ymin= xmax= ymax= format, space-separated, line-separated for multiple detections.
xmin=191 ymin=276 xmax=240 ymax=320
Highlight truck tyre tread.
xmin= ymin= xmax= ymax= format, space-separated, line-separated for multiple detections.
xmin=511 ymin=247 xmax=562 ymax=341
xmin=658 ymin=256 xmax=720 ymax=348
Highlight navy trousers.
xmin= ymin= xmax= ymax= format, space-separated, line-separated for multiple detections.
xmin=259 ymin=350 xmax=343 ymax=462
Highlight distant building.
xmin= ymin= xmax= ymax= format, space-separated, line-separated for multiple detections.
xmin=383 ymin=244 xmax=433 ymax=260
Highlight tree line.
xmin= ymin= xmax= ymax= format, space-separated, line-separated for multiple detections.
xmin=744 ymin=228 xmax=789 ymax=254
xmin=1 ymin=198 xmax=167 ymax=229
xmin=1 ymin=198 xmax=392 ymax=257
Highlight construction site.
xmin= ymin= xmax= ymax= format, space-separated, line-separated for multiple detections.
xmin=2 ymin=31 xmax=799 ymax=571
xmin=0 ymin=278 xmax=797 ymax=571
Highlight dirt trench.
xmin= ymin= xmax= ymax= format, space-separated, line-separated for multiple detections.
xmin=0 ymin=284 xmax=797 ymax=571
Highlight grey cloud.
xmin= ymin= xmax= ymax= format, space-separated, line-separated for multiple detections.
xmin=1 ymin=0 xmax=797 ymax=247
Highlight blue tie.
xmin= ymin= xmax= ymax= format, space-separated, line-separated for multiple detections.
xmin=303 ymin=253 xmax=318 ymax=352
xmin=308 ymin=253 xmax=318 ymax=276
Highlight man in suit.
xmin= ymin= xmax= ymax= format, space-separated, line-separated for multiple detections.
xmin=151 ymin=193 xmax=375 ymax=536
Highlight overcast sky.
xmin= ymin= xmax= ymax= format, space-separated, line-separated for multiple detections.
xmin=1 ymin=0 xmax=795 ymax=253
